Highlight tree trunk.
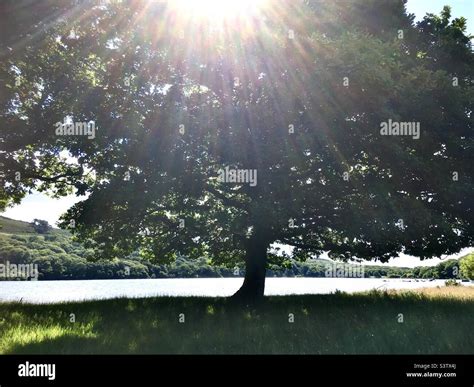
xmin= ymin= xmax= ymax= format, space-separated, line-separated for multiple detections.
xmin=231 ymin=237 xmax=269 ymax=303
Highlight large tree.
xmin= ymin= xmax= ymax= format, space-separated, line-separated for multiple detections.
xmin=0 ymin=0 xmax=472 ymax=300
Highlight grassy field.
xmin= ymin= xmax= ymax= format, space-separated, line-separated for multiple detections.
xmin=0 ymin=216 xmax=36 ymax=234
xmin=0 ymin=287 xmax=473 ymax=354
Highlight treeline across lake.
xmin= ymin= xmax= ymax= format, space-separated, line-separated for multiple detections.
xmin=0 ymin=217 xmax=470 ymax=281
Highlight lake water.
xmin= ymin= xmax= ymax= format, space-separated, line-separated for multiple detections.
xmin=0 ymin=277 xmax=470 ymax=304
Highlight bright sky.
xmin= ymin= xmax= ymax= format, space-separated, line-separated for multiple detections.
xmin=3 ymin=193 xmax=81 ymax=227
xmin=2 ymin=1 xmax=473 ymax=267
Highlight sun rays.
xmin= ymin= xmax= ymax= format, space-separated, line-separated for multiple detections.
xmin=173 ymin=0 xmax=267 ymax=22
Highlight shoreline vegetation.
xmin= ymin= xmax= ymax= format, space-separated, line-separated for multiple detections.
xmin=1 ymin=216 xmax=471 ymax=281
xmin=0 ymin=287 xmax=472 ymax=354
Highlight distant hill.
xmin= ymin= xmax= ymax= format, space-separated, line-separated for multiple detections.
xmin=0 ymin=216 xmax=36 ymax=234
xmin=0 ymin=216 xmax=235 ymax=280
xmin=0 ymin=216 xmax=66 ymax=235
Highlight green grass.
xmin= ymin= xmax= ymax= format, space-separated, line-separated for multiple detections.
xmin=0 ymin=216 xmax=36 ymax=234
xmin=0 ymin=215 xmax=67 ymax=235
xmin=0 ymin=288 xmax=473 ymax=354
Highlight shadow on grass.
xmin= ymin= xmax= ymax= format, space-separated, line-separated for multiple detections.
xmin=1 ymin=291 xmax=473 ymax=354
xmin=8 ymin=335 xmax=101 ymax=354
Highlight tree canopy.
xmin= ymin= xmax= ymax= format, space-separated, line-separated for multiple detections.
xmin=31 ymin=219 xmax=52 ymax=234
xmin=460 ymin=252 xmax=474 ymax=280
xmin=0 ymin=0 xmax=472 ymax=299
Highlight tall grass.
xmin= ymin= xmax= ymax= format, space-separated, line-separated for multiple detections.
xmin=0 ymin=287 xmax=473 ymax=354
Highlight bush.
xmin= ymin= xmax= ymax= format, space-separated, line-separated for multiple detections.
xmin=460 ymin=253 xmax=474 ymax=280
xmin=445 ymin=279 xmax=460 ymax=287
xmin=10 ymin=235 xmax=28 ymax=243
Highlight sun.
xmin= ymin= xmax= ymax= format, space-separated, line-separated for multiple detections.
xmin=174 ymin=0 xmax=266 ymax=21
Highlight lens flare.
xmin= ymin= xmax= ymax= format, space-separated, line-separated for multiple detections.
xmin=174 ymin=0 xmax=266 ymax=21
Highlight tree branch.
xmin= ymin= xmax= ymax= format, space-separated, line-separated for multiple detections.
xmin=205 ymin=184 xmax=248 ymax=211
